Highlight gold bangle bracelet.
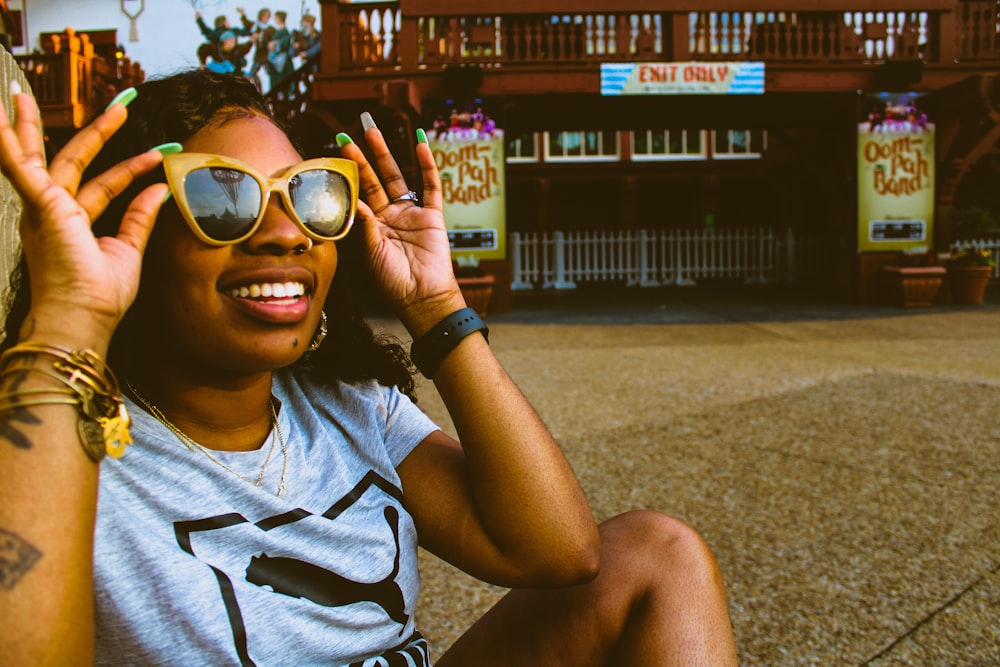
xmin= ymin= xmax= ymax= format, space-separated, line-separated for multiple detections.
xmin=0 ymin=341 xmax=131 ymax=462
xmin=0 ymin=386 xmax=79 ymax=404
xmin=1 ymin=343 xmax=119 ymax=395
xmin=0 ymin=396 xmax=80 ymax=410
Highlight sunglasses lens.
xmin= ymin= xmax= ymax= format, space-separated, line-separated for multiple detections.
xmin=184 ymin=167 xmax=263 ymax=241
xmin=288 ymin=169 xmax=353 ymax=239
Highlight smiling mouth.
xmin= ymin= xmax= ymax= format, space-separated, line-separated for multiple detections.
xmin=229 ymin=281 xmax=307 ymax=303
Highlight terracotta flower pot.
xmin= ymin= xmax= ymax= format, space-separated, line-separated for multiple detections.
xmin=947 ymin=265 xmax=992 ymax=305
xmin=881 ymin=265 xmax=946 ymax=307
xmin=457 ymin=274 xmax=495 ymax=317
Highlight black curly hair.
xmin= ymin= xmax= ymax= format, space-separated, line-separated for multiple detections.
xmin=1 ymin=69 xmax=417 ymax=399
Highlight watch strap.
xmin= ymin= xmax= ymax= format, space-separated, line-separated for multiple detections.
xmin=410 ymin=308 xmax=489 ymax=378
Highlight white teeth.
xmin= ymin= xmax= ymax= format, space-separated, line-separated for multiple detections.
xmin=230 ymin=282 xmax=306 ymax=300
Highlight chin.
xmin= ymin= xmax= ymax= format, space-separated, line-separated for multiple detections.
xmin=201 ymin=338 xmax=310 ymax=375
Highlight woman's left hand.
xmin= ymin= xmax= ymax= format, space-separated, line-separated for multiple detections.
xmin=338 ymin=119 xmax=464 ymax=336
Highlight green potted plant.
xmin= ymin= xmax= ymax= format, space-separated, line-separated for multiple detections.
xmin=946 ymin=245 xmax=995 ymax=305
xmin=453 ymin=254 xmax=495 ymax=317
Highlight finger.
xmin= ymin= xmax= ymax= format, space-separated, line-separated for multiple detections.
xmin=75 ymin=149 xmax=166 ymax=225
xmin=354 ymin=197 xmax=375 ymax=224
xmin=414 ymin=132 xmax=442 ymax=212
xmin=110 ymin=183 xmax=171 ymax=257
xmin=360 ymin=113 xmax=411 ymax=202
xmin=9 ymin=93 xmax=46 ymax=170
xmin=0 ymin=94 xmax=50 ymax=197
xmin=352 ymin=198 xmax=383 ymax=253
xmin=338 ymin=134 xmax=392 ymax=213
xmin=47 ymin=102 xmax=130 ymax=195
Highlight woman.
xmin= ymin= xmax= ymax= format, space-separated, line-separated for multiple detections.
xmin=266 ymin=11 xmax=294 ymax=93
xmin=0 ymin=70 xmax=737 ymax=665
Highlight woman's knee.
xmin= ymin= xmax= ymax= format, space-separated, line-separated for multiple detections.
xmin=599 ymin=510 xmax=724 ymax=585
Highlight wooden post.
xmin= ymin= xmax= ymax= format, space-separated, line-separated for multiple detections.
xmin=397 ymin=12 xmax=420 ymax=68
xmin=320 ymin=0 xmax=341 ymax=74
xmin=936 ymin=3 xmax=957 ymax=62
xmin=670 ymin=12 xmax=689 ymax=60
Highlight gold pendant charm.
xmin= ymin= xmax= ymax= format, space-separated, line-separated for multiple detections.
xmin=78 ymin=417 xmax=107 ymax=462
xmin=101 ymin=402 xmax=132 ymax=459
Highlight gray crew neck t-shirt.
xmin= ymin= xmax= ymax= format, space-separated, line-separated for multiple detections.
xmin=93 ymin=369 xmax=438 ymax=666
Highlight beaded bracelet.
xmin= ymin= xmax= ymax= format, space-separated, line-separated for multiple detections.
xmin=0 ymin=341 xmax=131 ymax=462
xmin=409 ymin=308 xmax=489 ymax=378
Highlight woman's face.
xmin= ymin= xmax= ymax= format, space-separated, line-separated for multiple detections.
xmin=139 ymin=113 xmax=338 ymax=376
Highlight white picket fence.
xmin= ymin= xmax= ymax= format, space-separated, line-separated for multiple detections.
xmin=510 ymin=228 xmax=821 ymax=289
xmin=508 ymin=230 xmax=1000 ymax=290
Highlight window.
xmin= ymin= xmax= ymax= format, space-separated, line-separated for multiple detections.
xmin=544 ymin=130 xmax=619 ymax=162
xmin=712 ymin=129 xmax=766 ymax=159
xmin=506 ymin=132 xmax=540 ymax=163
xmin=632 ymin=129 xmax=708 ymax=161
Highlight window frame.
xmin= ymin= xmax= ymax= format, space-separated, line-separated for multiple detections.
xmin=506 ymin=131 xmax=541 ymax=163
xmin=543 ymin=130 xmax=621 ymax=162
xmin=631 ymin=129 xmax=709 ymax=162
xmin=711 ymin=128 xmax=767 ymax=160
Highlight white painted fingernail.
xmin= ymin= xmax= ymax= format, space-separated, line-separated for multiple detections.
xmin=360 ymin=112 xmax=376 ymax=131
xmin=10 ymin=80 xmax=21 ymax=96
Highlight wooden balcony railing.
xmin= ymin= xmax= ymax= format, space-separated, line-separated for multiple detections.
xmin=15 ymin=28 xmax=144 ymax=131
xmin=323 ymin=1 xmax=1000 ymax=84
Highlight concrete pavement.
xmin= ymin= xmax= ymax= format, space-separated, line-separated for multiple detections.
xmin=376 ymin=285 xmax=1000 ymax=665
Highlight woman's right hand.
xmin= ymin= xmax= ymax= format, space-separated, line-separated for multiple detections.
xmin=0 ymin=89 xmax=170 ymax=353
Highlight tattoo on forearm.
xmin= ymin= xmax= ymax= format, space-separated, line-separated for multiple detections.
xmin=0 ymin=527 xmax=42 ymax=590
xmin=0 ymin=370 xmax=40 ymax=451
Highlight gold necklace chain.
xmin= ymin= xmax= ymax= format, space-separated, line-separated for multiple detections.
xmin=125 ymin=380 xmax=287 ymax=497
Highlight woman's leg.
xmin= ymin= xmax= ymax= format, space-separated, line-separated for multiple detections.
xmin=437 ymin=510 xmax=738 ymax=667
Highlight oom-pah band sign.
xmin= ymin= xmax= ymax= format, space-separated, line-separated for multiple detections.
xmin=856 ymin=92 xmax=935 ymax=252
xmin=429 ymin=131 xmax=507 ymax=261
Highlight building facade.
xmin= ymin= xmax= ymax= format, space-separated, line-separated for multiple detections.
xmin=20 ymin=1 xmax=1000 ymax=309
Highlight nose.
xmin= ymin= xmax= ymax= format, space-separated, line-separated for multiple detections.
xmin=241 ymin=192 xmax=310 ymax=255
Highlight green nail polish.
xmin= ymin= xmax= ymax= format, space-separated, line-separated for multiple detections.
xmin=336 ymin=133 xmax=353 ymax=147
xmin=105 ymin=87 xmax=137 ymax=111
xmin=150 ymin=142 xmax=183 ymax=156
xmin=162 ymin=189 xmax=174 ymax=204
xmin=416 ymin=128 xmax=427 ymax=144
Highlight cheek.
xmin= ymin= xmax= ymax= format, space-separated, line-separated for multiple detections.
xmin=313 ymin=245 xmax=339 ymax=304
xmin=139 ymin=220 xmax=224 ymax=318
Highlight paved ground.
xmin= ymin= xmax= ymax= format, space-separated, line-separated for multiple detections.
xmin=376 ymin=284 xmax=1000 ymax=665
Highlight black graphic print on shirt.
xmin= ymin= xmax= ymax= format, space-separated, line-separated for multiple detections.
xmin=244 ymin=505 xmax=409 ymax=627
xmin=173 ymin=471 xmax=419 ymax=667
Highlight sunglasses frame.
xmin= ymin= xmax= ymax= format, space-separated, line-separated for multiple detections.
xmin=162 ymin=152 xmax=359 ymax=246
